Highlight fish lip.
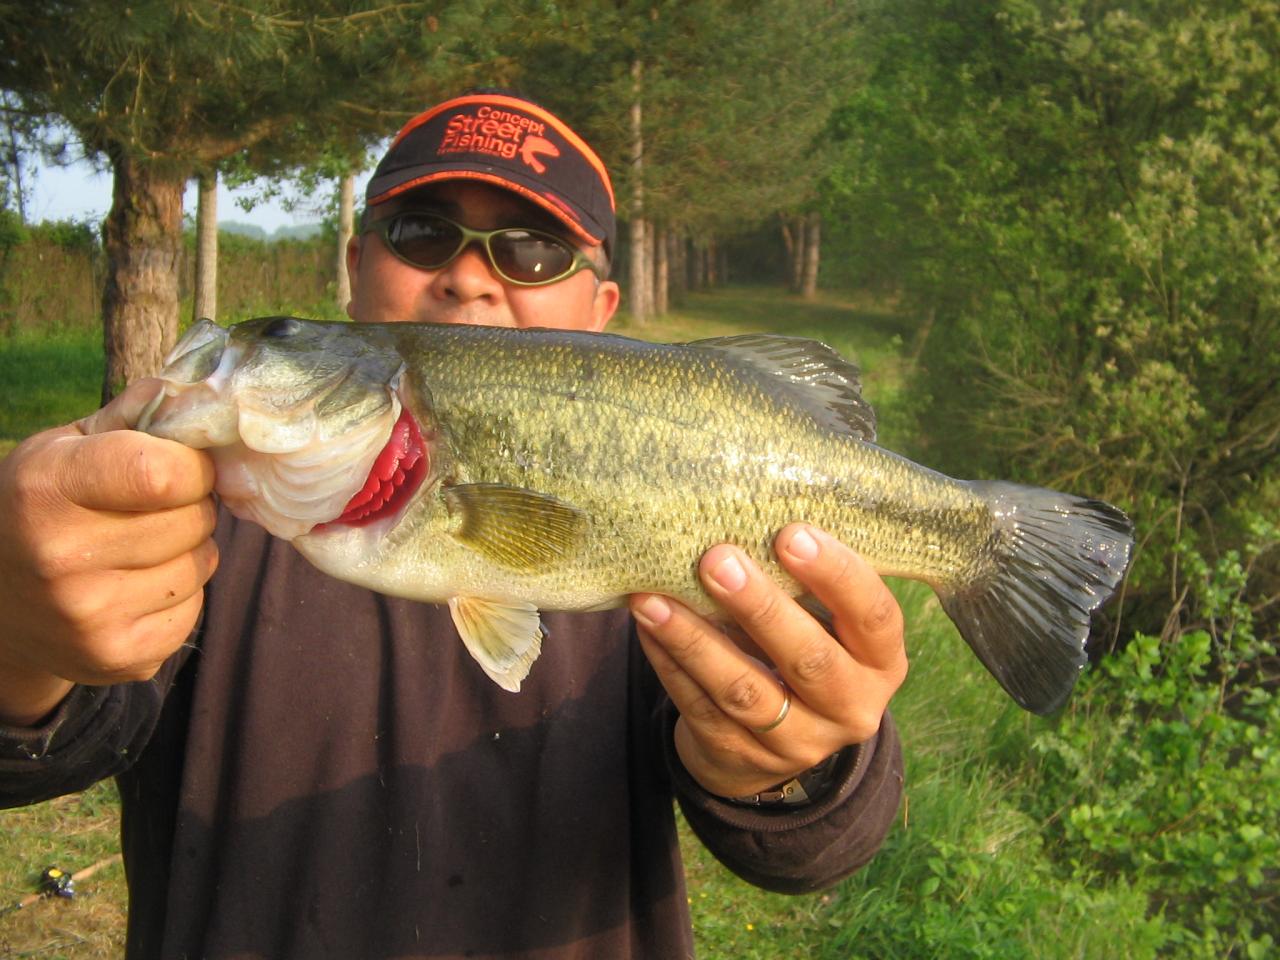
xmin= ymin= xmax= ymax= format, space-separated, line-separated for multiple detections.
xmin=312 ymin=406 xmax=430 ymax=532
xmin=164 ymin=319 xmax=230 ymax=382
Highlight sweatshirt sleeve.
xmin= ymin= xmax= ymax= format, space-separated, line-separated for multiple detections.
xmin=664 ymin=702 xmax=904 ymax=894
xmin=0 ymin=653 xmax=185 ymax=809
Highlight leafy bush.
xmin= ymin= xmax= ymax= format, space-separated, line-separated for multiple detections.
xmin=826 ymin=0 xmax=1280 ymax=636
xmin=28 ymin=217 xmax=99 ymax=252
xmin=1030 ymin=519 xmax=1279 ymax=957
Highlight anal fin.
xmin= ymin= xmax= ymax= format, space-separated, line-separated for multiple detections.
xmin=448 ymin=595 xmax=545 ymax=692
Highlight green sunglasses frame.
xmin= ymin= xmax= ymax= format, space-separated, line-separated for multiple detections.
xmin=363 ymin=211 xmax=605 ymax=287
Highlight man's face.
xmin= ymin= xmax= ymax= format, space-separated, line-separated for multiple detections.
xmin=345 ymin=181 xmax=619 ymax=332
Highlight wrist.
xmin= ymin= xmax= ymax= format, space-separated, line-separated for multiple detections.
xmin=727 ymin=751 xmax=843 ymax=808
xmin=0 ymin=658 xmax=75 ymax=727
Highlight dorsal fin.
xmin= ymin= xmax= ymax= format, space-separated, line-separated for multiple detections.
xmin=687 ymin=334 xmax=877 ymax=441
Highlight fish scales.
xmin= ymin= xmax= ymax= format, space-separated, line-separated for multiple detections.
xmin=385 ymin=324 xmax=986 ymax=605
xmin=137 ymin=317 xmax=1134 ymax=713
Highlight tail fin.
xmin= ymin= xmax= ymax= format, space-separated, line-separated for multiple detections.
xmin=937 ymin=480 xmax=1134 ymax=715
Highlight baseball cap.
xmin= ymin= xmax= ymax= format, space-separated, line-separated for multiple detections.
xmin=365 ymin=91 xmax=616 ymax=258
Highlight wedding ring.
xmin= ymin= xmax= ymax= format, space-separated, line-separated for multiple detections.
xmin=751 ymin=682 xmax=792 ymax=734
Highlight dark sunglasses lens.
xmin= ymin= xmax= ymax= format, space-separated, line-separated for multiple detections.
xmin=388 ymin=215 xmax=461 ymax=268
xmin=491 ymin=230 xmax=576 ymax=283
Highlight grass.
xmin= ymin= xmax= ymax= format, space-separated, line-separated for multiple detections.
xmin=0 ymin=288 xmax=1153 ymax=958
xmin=0 ymin=327 xmax=104 ymax=457
xmin=0 ymin=782 xmax=127 ymax=959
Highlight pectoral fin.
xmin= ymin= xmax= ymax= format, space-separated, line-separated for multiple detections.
xmin=448 ymin=595 xmax=545 ymax=692
xmin=443 ymin=483 xmax=587 ymax=570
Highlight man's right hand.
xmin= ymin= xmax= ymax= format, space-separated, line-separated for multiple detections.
xmin=0 ymin=380 xmax=219 ymax=726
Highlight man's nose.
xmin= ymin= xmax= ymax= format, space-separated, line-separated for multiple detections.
xmin=429 ymin=242 xmax=503 ymax=302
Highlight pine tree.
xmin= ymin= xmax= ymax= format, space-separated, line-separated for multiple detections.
xmin=0 ymin=0 xmax=510 ymax=399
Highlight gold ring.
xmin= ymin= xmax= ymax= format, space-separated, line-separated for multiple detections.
xmin=751 ymin=683 xmax=791 ymax=734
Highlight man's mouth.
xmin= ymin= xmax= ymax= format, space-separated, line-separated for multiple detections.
xmin=328 ymin=408 xmax=428 ymax=526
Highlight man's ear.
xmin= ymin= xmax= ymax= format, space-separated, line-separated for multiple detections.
xmin=589 ymin=280 xmax=621 ymax=332
xmin=344 ymin=234 xmax=363 ymax=320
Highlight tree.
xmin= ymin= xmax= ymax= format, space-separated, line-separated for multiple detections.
xmin=193 ymin=170 xmax=218 ymax=323
xmin=0 ymin=1 xmax=514 ymax=399
xmin=518 ymin=0 xmax=863 ymax=315
xmin=335 ymin=171 xmax=357 ymax=311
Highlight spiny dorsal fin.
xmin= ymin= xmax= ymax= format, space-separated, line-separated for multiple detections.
xmin=447 ymin=596 xmax=544 ymax=691
xmin=687 ymin=334 xmax=876 ymax=441
xmin=443 ymin=483 xmax=587 ymax=570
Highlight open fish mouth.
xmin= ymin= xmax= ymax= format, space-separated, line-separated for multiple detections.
xmin=137 ymin=317 xmax=413 ymax=539
xmin=325 ymin=407 xmax=429 ymax=527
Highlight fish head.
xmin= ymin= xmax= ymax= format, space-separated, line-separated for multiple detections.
xmin=138 ymin=316 xmax=430 ymax=539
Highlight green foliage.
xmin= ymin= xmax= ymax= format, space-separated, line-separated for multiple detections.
xmin=0 ymin=1 xmax=509 ymax=174
xmin=26 ymin=218 xmax=98 ymax=253
xmin=1031 ymin=519 xmax=1280 ymax=956
xmin=0 ymin=207 xmax=26 ymax=251
xmin=811 ymin=583 xmax=1166 ymax=960
xmin=827 ymin=0 xmax=1280 ymax=638
xmin=517 ymin=0 xmax=862 ymax=234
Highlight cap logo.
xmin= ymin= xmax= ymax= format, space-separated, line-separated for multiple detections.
xmin=440 ymin=106 xmax=558 ymax=173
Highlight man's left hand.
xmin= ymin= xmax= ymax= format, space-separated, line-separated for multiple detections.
xmin=631 ymin=523 xmax=908 ymax=800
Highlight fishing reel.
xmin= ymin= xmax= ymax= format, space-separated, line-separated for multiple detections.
xmin=38 ymin=865 xmax=76 ymax=900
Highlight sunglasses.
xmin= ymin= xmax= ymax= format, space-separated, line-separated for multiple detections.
xmin=364 ymin=211 xmax=604 ymax=287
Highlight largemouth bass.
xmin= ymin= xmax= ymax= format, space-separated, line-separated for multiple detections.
xmin=137 ymin=316 xmax=1133 ymax=714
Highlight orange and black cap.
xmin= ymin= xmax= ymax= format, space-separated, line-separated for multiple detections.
xmin=366 ymin=91 xmax=616 ymax=259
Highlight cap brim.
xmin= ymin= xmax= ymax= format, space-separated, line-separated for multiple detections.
xmin=366 ymin=163 xmax=608 ymax=251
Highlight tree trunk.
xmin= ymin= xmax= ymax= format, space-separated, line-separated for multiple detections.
xmin=627 ymin=59 xmax=651 ymax=323
xmin=335 ymin=171 xmax=356 ymax=309
xmin=690 ymin=238 xmax=704 ymax=291
xmin=193 ymin=171 xmax=217 ymax=323
xmin=668 ymin=228 xmax=686 ymax=307
xmin=101 ymin=152 xmax=185 ymax=402
xmin=801 ymin=210 xmax=821 ymax=299
xmin=653 ymin=222 xmax=668 ymax=316
xmin=2 ymin=94 xmax=26 ymax=224
xmin=781 ymin=214 xmax=803 ymax=293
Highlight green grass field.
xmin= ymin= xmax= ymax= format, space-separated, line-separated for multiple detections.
xmin=0 ymin=290 xmax=1156 ymax=958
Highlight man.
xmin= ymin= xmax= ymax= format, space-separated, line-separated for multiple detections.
xmin=0 ymin=91 xmax=905 ymax=958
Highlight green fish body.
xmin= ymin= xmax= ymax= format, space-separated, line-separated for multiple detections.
xmin=139 ymin=316 xmax=1133 ymax=713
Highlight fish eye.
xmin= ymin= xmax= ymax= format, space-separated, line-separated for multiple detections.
xmin=261 ymin=316 xmax=303 ymax=339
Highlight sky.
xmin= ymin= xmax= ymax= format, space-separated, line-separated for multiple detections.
xmin=24 ymin=156 xmax=377 ymax=234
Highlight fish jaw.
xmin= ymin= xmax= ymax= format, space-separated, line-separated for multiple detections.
xmin=136 ymin=321 xmax=242 ymax=448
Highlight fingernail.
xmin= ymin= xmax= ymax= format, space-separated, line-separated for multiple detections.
xmin=784 ymin=527 xmax=819 ymax=561
xmin=633 ymin=595 xmax=672 ymax=628
xmin=709 ymin=553 xmax=748 ymax=593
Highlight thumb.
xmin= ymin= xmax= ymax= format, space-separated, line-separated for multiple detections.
xmin=77 ymin=378 xmax=166 ymax=435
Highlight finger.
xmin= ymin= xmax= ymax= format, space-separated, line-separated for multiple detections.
xmin=635 ymin=620 xmax=797 ymax=794
xmin=48 ymin=537 xmax=218 ymax=636
xmin=775 ymin=524 xmax=906 ymax=673
xmin=76 ymin=379 xmax=166 ymax=435
xmin=114 ymin=536 xmax=220 ymax=617
xmin=696 ymin=543 xmax=864 ymax=717
xmin=632 ymin=592 xmax=803 ymax=741
xmin=55 ymin=430 xmax=216 ymax=513
xmin=63 ymin=590 xmax=205 ymax=686
xmin=83 ymin=499 xmax=219 ymax=571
